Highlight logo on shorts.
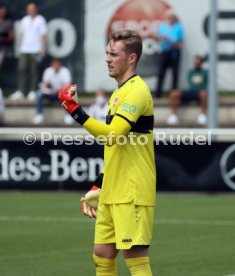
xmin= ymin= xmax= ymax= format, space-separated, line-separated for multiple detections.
xmin=122 ymin=238 xmax=132 ymax=243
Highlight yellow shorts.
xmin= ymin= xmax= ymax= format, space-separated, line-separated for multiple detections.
xmin=94 ymin=202 xmax=154 ymax=250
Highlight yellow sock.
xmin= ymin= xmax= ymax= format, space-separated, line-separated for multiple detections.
xmin=93 ymin=254 xmax=118 ymax=276
xmin=125 ymin=256 xmax=152 ymax=276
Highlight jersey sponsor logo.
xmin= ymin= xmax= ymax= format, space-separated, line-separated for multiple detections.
xmin=122 ymin=238 xmax=132 ymax=243
xmin=129 ymin=105 xmax=137 ymax=114
xmin=121 ymin=103 xmax=137 ymax=114
xmin=121 ymin=103 xmax=129 ymax=111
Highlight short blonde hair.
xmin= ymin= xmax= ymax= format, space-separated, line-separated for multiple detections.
xmin=110 ymin=30 xmax=142 ymax=62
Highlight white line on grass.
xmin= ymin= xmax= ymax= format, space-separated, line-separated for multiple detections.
xmin=157 ymin=219 xmax=235 ymax=226
xmin=0 ymin=215 xmax=90 ymax=223
xmin=0 ymin=247 xmax=91 ymax=261
xmin=0 ymin=216 xmax=235 ymax=226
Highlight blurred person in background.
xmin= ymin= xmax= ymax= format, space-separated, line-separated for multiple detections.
xmin=88 ymin=89 xmax=108 ymax=123
xmin=155 ymin=10 xmax=185 ymax=98
xmin=167 ymin=55 xmax=208 ymax=125
xmin=0 ymin=4 xmax=14 ymax=92
xmin=32 ymin=58 xmax=73 ymax=125
xmin=10 ymin=2 xmax=47 ymax=101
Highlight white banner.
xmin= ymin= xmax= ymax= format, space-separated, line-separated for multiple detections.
xmin=85 ymin=0 xmax=235 ymax=92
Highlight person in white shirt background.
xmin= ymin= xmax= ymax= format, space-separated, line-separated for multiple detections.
xmin=32 ymin=58 xmax=73 ymax=125
xmin=10 ymin=2 xmax=47 ymax=101
xmin=88 ymin=89 xmax=108 ymax=123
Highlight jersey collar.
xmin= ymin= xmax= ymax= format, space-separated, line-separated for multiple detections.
xmin=118 ymin=74 xmax=137 ymax=89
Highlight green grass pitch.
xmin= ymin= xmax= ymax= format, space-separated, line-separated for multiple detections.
xmin=0 ymin=192 xmax=235 ymax=276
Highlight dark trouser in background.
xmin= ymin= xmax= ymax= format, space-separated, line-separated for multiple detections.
xmin=0 ymin=48 xmax=7 ymax=88
xmin=156 ymin=49 xmax=181 ymax=98
xmin=18 ymin=53 xmax=39 ymax=95
xmin=36 ymin=93 xmax=58 ymax=114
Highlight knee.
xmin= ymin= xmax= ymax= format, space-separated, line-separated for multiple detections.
xmin=36 ymin=92 xmax=44 ymax=102
xmin=199 ymin=90 xmax=207 ymax=99
xmin=171 ymin=90 xmax=180 ymax=100
xmin=93 ymin=244 xmax=117 ymax=259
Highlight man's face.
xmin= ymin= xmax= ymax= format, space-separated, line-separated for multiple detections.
xmin=52 ymin=60 xmax=61 ymax=72
xmin=0 ymin=7 xmax=7 ymax=18
xmin=27 ymin=3 xmax=38 ymax=17
xmin=194 ymin=57 xmax=203 ymax=69
xmin=166 ymin=12 xmax=177 ymax=25
xmin=105 ymin=40 xmax=130 ymax=80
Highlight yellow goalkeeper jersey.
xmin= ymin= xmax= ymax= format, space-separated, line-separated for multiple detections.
xmin=100 ymin=75 xmax=156 ymax=206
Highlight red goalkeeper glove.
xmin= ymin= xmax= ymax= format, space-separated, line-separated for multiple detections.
xmin=58 ymin=84 xmax=89 ymax=125
xmin=80 ymin=186 xmax=101 ymax=218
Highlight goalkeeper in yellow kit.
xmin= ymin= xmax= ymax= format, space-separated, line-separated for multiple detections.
xmin=58 ymin=30 xmax=156 ymax=276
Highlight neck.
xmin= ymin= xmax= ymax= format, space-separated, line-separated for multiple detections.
xmin=116 ymin=68 xmax=136 ymax=86
xmin=168 ymin=21 xmax=175 ymax=26
xmin=117 ymin=73 xmax=137 ymax=88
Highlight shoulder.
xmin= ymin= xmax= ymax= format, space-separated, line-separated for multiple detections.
xmin=188 ymin=68 xmax=194 ymax=74
xmin=36 ymin=15 xmax=47 ymax=23
xmin=119 ymin=76 xmax=153 ymax=117
xmin=195 ymin=69 xmax=208 ymax=74
xmin=160 ymin=22 xmax=167 ymax=28
xmin=61 ymin=66 xmax=70 ymax=73
xmin=21 ymin=15 xmax=29 ymax=23
xmin=123 ymin=76 xmax=152 ymax=105
xmin=44 ymin=67 xmax=53 ymax=75
xmin=130 ymin=76 xmax=151 ymax=95
xmin=159 ymin=22 xmax=167 ymax=31
xmin=175 ymin=22 xmax=184 ymax=30
xmin=60 ymin=67 xmax=71 ymax=77
xmin=37 ymin=15 xmax=46 ymax=20
xmin=202 ymin=69 xmax=208 ymax=76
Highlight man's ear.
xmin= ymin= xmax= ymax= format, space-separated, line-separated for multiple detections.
xmin=128 ymin=53 xmax=138 ymax=65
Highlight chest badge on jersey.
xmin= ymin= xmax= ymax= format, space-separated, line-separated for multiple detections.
xmin=112 ymin=95 xmax=119 ymax=109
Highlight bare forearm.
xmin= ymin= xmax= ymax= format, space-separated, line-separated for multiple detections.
xmin=40 ymin=35 xmax=47 ymax=55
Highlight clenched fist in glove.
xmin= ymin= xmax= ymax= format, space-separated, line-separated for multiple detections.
xmin=81 ymin=186 xmax=101 ymax=218
xmin=58 ymin=84 xmax=89 ymax=125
